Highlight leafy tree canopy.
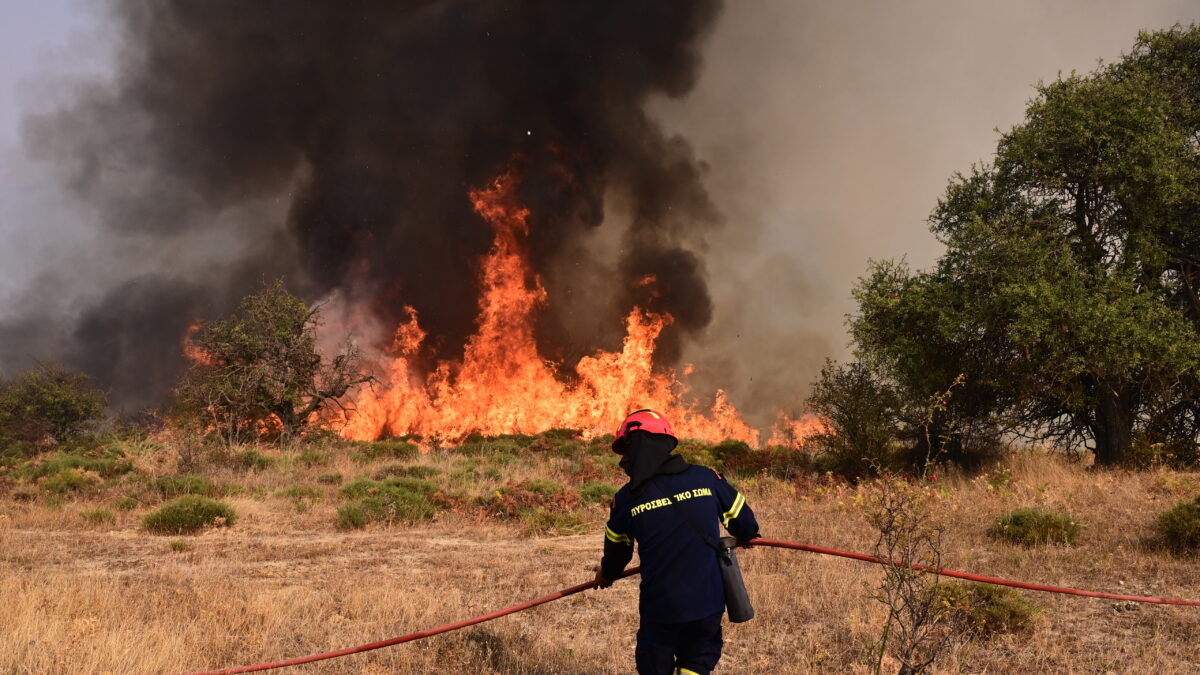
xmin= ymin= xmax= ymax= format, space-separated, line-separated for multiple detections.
xmin=851 ymin=26 xmax=1200 ymax=466
xmin=173 ymin=280 xmax=371 ymax=441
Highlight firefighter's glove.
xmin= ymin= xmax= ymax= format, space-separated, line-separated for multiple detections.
xmin=592 ymin=565 xmax=613 ymax=589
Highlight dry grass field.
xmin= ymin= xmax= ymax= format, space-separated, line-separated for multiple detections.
xmin=1 ymin=435 xmax=1198 ymax=674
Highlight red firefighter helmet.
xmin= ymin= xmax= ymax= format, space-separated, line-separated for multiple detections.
xmin=612 ymin=409 xmax=676 ymax=453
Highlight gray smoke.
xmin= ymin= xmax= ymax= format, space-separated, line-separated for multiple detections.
xmin=4 ymin=0 xmax=726 ymax=410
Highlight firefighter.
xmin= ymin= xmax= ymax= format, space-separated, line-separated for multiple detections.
xmin=594 ymin=409 xmax=760 ymax=675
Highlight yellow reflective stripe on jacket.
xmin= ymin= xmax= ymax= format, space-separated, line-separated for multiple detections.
xmin=605 ymin=525 xmax=632 ymax=546
xmin=721 ymin=492 xmax=745 ymax=527
xmin=675 ymin=668 xmax=701 ymax=675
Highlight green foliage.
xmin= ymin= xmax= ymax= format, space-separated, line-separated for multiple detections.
xmin=1155 ymin=496 xmax=1200 ymax=553
xmin=935 ymin=582 xmax=1039 ymax=636
xmin=579 ymin=481 xmax=618 ymax=506
xmin=455 ymin=437 xmax=526 ymax=457
xmin=990 ymin=508 xmax=1081 ymax=546
xmin=115 ymin=497 xmax=137 ymax=511
xmin=850 ymin=26 xmax=1200 ymax=466
xmin=0 ymin=364 xmax=106 ymax=448
xmin=351 ymin=439 xmax=419 ymax=463
xmin=519 ymin=507 xmax=588 ymax=536
xmin=372 ymin=464 xmax=440 ymax=480
xmin=316 ymin=472 xmax=343 ymax=485
xmin=143 ymin=496 xmax=237 ymax=534
xmin=169 ymin=540 xmax=191 ymax=552
xmin=336 ymin=501 xmax=371 ymax=528
xmin=339 ymin=476 xmax=438 ymax=499
xmin=337 ymin=481 xmax=438 ymax=528
xmin=18 ymin=453 xmax=134 ymax=481
xmin=805 ymin=360 xmax=904 ymax=479
xmin=296 ymin=449 xmax=329 ymax=467
xmin=41 ymin=468 xmax=98 ymax=494
xmin=232 ymin=449 xmax=276 ymax=471
xmin=81 ymin=507 xmax=116 ymax=525
xmin=520 ymin=479 xmax=562 ymax=496
xmin=171 ymin=280 xmax=371 ymax=441
xmin=152 ymin=474 xmax=219 ymax=499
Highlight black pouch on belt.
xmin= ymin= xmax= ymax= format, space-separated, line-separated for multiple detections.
xmin=717 ymin=536 xmax=755 ymax=623
xmin=649 ymin=479 xmax=756 ymax=623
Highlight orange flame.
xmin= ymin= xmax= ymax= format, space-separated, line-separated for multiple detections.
xmin=182 ymin=321 xmax=216 ymax=367
xmin=341 ymin=167 xmax=819 ymax=446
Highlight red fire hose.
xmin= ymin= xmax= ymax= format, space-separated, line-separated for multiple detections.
xmin=178 ymin=538 xmax=1200 ymax=675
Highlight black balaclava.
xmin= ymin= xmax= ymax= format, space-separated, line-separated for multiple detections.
xmin=619 ymin=430 xmax=689 ymax=495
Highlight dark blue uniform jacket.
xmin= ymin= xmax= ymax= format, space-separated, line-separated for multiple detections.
xmin=600 ymin=464 xmax=759 ymax=624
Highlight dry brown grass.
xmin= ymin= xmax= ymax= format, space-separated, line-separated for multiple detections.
xmin=1 ymin=445 xmax=1198 ymax=674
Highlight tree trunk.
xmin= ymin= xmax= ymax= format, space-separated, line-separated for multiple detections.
xmin=1091 ymin=380 xmax=1135 ymax=466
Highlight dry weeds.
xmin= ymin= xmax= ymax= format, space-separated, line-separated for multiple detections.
xmin=1 ymin=446 xmax=1198 ymax=674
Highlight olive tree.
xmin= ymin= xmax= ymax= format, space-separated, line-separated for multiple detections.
xmin=173 ymin=280 xmax=372 ymax=441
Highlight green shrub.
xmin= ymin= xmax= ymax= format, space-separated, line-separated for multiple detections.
xmin=723 ymin=445 xmax=815 ymax=478
xmin=143 ymin=496 xmax=237 ymax=534
xmin=81 ymin=507 xmax=116 ymax=525
xmin=936 ymin=582 xmax=1039 ymax=636
xmin=989 ymin=508 xmax=1081 ymax=546
xmin=337 ymin=485 xmax=438 ymax=529
xmin=337 ymin=501 xmax=371 ymax=528
xmin=0 ymin=365 xmax=106 ymax=446
xmin=372 ymin=464 xmax=441 ymax=480
xmin=805 ymin=359 xmax=905 ymax=480
xmin=340 ymin=476 xmax=438 ymax=499
xmin=711 ymin=439 xmax=752 ymax=466
xmin=152 ymin=474 xmax=218 ymax=498
xmin=1156 ymin=496 xmax=1200 ymax=553
xmin=316 ymin=472 xmax=343 ymax=485
xmin=115 ymin=496 xmax=137 ymax=511
xmin=169 ymin=540 xmax=191 ymax=552
xmin=519 ymin=507 xmax=588 ymax=536
xmin=233 ymin=449 xmax=276 ymax=471
xmin=41 ymin=468 xmax=98 ymax=494
xmin=20 ymin=454 xmax=134 ymax=480
xmin=297 ymin=449 xmax=330 ymax=467
xmin=541 ymin=428 xmax=583 ymax=441
xmin=351 ymin=439 xmax=419 ymax=463
xmin=455 ymin=437 xmax=525 ymax=457
xmin=521 ymin=479 xmax=562 ymax=496
xmin=579 ymin=481 xmax=618 ymax=506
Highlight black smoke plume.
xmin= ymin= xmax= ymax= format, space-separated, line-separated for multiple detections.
xmin=5 ymin=0 xmax=724 ymax=409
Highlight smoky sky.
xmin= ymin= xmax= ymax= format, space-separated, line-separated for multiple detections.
xmin=4 ymin=0 xmax=725 ymax=409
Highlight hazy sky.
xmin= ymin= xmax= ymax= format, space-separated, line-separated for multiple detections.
xmin=1 ymin=1 xmax=1198 ymax=417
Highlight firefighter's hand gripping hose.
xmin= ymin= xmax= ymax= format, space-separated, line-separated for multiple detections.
xmin=178 ymin=538 xmax=1200 ymax=675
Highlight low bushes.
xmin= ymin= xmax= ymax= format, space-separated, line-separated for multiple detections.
xmin=152 ymin=474 xmax=219 ymax=498
xmin=579 ymin=481 xmax=618 ymax=506
xmin=372 ymin=464 xmax=440 ymax=480
xmin=337 ymin=476 xmax=440 ymax=528
xmin=143 ymin=496 xmax=237 ymax=534
xmin=1156 ymin=496 xmax=1200 ymax=553
xmin=351 ymin=439 xmax=419 ymax=464
xmin=81 ymin=507 xmax=116 ymax=525
xmin=989 ymin=508 xmax=1081 ymax=546
xmin=41 ymin=468 xmax=98 ymax=494
xmin=935 ymin=581 xmax=1039 ymax=636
